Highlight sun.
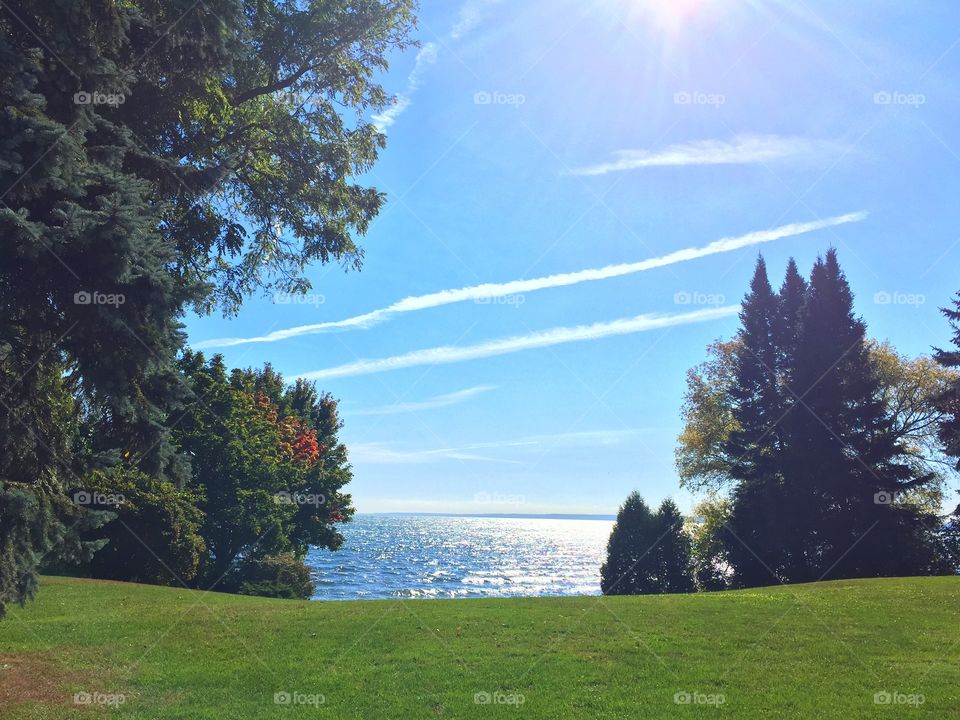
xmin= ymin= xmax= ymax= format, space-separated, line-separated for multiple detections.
xmin=632 ymin=0 xmax=713 ymax=32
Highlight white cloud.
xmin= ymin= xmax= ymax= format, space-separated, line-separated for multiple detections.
xmin=349 ymin=428 xmax=646 ymax=465
xmin=298 ymin=306 xmax=739 ymax=381
xmin=571 ymin=135 xmax=845 ymax=176
xmin=352 ymin=385 xmax=496 ymax=416
xmin=450 ymin=0 xmax=504 ymax=39
xmin=348 ymin=440 xmax=530 ymax=465
xmin=194 ymin=212 xmax=867 ymax=350
xmin=372 ymin=43 xmax=438 ymax=130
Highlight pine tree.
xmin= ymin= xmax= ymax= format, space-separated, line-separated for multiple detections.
xmin=786 ymin=250 xmax=937 ymax=579
xmin=653 ymin=499 xmax=694 ymax=593
xmin=935 ymin=294 xmax=960 ymax=477
xmin=601 ymin=492 xmax=657 ymax=595
xmin=774 ymin=258 xmax=808 ymax=367
xmin=601 ymin=493 xmax=693 ymax=595
xmin=724 ymin=257 xmax=791 ymax=585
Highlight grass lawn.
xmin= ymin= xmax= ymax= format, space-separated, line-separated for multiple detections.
xmin=1 ymin=576 xmax=958 ymax=718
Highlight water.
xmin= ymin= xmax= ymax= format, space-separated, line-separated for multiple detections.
xmin=306 ymin=514 xmax=615 ymax=601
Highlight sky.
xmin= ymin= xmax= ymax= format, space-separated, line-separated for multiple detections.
xmin=185 ymin=0 xmax=960 ymax=515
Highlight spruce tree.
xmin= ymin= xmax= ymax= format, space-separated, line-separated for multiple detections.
xmin=653 ymin=499 xmax=694 ymax=593
xmin=724 ymin=257 xmax=791 ymax=585
xmin=935 ymin=294 xmax=960 ymax=472
xmin=601 ymin=492 xmax=657 ymax=595
xmin=601 ymin=493 xmax=693 ymax=595
xmin=787 ymin=250 xmax=936 ymax=579
xmin=0 ymin=0 xmax=414 ymax=612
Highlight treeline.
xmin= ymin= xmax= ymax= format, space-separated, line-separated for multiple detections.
xmin=0 ymin=0 xmax=416 ymax=616
xmin=603 ymin=250 xmax=960 ymax=594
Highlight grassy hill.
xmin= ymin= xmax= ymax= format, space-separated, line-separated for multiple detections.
xmin=1 ymin=576 xmax=958 ymax=718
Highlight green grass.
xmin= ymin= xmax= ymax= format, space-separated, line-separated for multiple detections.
xmin=1 ymin=576 xmax=958 ymax=718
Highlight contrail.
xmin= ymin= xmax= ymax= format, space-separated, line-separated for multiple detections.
xmin=570 ymin=135 xmax=843 ymax=176
xmin=298 ymin=306 xmax=740 ymax=381
xmin=194 ymin=212 xmax=866 ymax=350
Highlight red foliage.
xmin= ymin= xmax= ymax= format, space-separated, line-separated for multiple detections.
xmin=249 ymin=392 xmax=321 ymax=468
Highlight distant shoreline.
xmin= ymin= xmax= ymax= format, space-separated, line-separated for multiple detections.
xmin=356 ymin=511 xmax=616 ymax=521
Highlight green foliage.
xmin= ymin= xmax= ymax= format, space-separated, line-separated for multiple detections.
xmin=174 ymin=353 xmax=353 ymax=589
xmin=226 ymin=553 xmax=316 ymax=599
xmin=0 ymin=353 xmax=106 ymax=616
xmin=601 ymin=493 xmax=693 ymax=595
xmin=692 ymin=252 xmax=954 ymax=586
xmin=936 ymin=294 xmax=960 ymax=516
xmin=687 ymin=494 xmax=733 ymax=591
xmin=1 ymin=0 xmax=409 ymax=611
xmin=75 ymin=469 xmax=206 ymax=585
xmin=675 ymin=340 xmax=741 ymax=490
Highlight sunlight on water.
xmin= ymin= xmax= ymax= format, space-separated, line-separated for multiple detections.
xmin=306 ymin=514 xmax=614 ymax=600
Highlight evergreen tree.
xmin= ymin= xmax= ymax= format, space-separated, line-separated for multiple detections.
xmin=774 ymin=258 xmax=808 ymax=367
xmin=724 ymin=257 xmax=791 ymax=585
xmin=601 ymin=493 xmax=693 ymax=595
xmin=653 ymin=499 xmax=694 ymax=593
xmin=0 ymin=0 xmax=413 ymax=611
xmin=784 ymin=250 xmax=939 ymax=580
xmin=601 ymin=492 xmax=657 ymax=595
xmin=935 ymin=294 xmax=960 ymax=481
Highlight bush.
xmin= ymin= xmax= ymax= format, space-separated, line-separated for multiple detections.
xmin=226 ymin=554 xmax=316 ymax=599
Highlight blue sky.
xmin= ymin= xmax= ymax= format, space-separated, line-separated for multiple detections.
xmin=185 ymin=0 xmax=960 ymax=515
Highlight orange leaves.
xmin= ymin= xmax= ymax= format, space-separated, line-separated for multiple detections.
xmin=253 ymin=393 xmax=320 ymax=468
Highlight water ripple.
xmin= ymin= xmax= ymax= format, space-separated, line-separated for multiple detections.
xmin=306 ymin=514 xmax=614 ymax=600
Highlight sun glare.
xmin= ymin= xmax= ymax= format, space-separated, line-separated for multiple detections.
xmin=634 ymin=0 xmax=712 ymax=32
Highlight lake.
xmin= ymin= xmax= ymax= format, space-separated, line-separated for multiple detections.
xmin=306 ymin=513 xmax=615 ymax=600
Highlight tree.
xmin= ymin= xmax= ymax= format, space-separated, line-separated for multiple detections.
xmin=601 ymin=493 xmax=692 ymax=595
xmin=936 ymin=294 xmax=960 ymax=510
xmin=653 ymin=499 xmax=694 ymax=593
xmin=73 ymin=468 xmax=206 ymax=585
xmin=1 ymin=0 xmax=412 ymax=611
xmin=678 ymin=340 xmax=958 ymax=494
xmin=687 ymin=494 xmax=733 ymax=591
xmin=0 ymin=354 xmax=106 ymax=616
xmin=678 ymin=252 xmax=954 ymax=586
xmin=723 ymin=257 xmax=794 ymax=585
xmin=782 ymin=250 xmax=937 ymax=581
xmin=676 ymin=340 xmax=741 ymax=490
xmin=174 ymin=353 xmax=352 ymax=593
